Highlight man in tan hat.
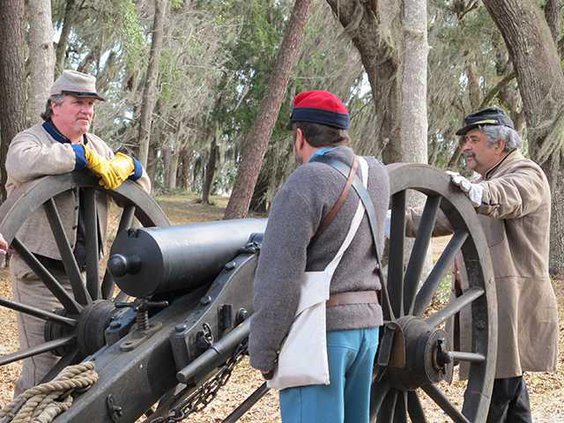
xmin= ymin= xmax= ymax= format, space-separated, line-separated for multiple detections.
xmin=5 ymin=69 xmax=150 ymax=395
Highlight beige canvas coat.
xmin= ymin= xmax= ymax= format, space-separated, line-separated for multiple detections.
xmin=5 ymin=123 xmax=151 ymax=261
xmin=408 ymin=150 xmax=558 ymax=378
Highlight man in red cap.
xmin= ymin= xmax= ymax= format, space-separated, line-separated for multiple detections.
xmin=249 ymin=90 xmax=390 ymax=422
xmin=5 ymin=69 xmax=150 ymax=395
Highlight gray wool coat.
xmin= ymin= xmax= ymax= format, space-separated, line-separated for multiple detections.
xmin=249 ymin=146 xmax=390 ymax=373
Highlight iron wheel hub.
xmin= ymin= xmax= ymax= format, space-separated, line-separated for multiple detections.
xmin=45 ymin=300 xmax=116 ymax=357
xmin=387 ymin=316 xmax=454 ymax=391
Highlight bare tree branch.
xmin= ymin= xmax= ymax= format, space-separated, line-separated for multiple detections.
xmin=480 ymin=71 xmax=516 ymax=109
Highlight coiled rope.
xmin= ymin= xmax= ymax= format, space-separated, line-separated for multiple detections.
xmin=0 ymin=361 xmax=98 ymax=423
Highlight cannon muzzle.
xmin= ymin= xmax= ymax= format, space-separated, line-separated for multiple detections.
xmin=109 ymin=218 xmax=267 ymax=297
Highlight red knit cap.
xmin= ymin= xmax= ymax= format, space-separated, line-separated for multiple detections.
xmin=290 ymin=90 xmax=350 ymax=129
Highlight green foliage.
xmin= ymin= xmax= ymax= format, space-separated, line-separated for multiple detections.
xmin=426 ymin=1 xmax=517 ymax=169
xmin=170 ymin=0 xmax=184 ymax=11
xmin=46 ymin=0 xmax=524 ymax=199
xmin=210 ymin=0 xmax=290 ymax=134
xmin=158 ymin=48 xmax=179 ymax=105
xmin=116 ymin=0 xmax=145 ymax=72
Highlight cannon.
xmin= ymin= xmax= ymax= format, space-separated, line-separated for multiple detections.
xmin=0 ymin=164 xmax=496 ymax=422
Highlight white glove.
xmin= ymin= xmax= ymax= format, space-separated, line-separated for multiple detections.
xmin=446 ymin=171 xmax=484 ymax=207
xmin=384 ymin=209 xmax=391 ymax=238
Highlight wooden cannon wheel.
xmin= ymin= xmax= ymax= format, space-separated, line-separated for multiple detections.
xmin=372 ymin=163 xmax=497 ymax=423
xmin=0 ymin=164 xmax=497 ymax=423
xmin=0 ymin=171 xmax=169 ymax=381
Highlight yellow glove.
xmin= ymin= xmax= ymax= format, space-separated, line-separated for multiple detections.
xmin=84 ymin=146 xmax=120 ymax=190
xmin=102 ymin=152 xmax=135 ymax=190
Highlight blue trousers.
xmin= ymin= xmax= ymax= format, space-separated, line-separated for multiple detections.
xmin=279 ymin=327 xmax=379 ymax=423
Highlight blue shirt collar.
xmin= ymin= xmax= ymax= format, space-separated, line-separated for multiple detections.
xmin=42 ymin=120 xmax=88 ymax=145
xmin=309 ymin=147 xmax=338 ymax=162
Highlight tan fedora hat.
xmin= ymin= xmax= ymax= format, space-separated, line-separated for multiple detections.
xmin=50 ymin=70 xmax=105 ymax=101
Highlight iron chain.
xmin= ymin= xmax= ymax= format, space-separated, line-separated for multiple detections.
xmin=149 ymin=339 xmax=248 ymax=423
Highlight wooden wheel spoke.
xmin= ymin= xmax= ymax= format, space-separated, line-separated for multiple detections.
xmin=101 ymin=271 xmax=115 ymax=300
xmin=0 ymin=297 xmax=77 ymax=326
xmin=82 ymin=188 xmax=100 ymax=300
xmin=370 ymin=378 xmax=391 ymax=420
xmin=44 ymin=198 xmax=91 ymax=305
xmin=11 ymin=237 xmax=82 ymax=314
xmin=0 ymin=336 xmax=75 ymax=366
xmin=378 ymin=388 xmax=399 ymax=422
xmin=421 ymin=384 xmax=470 ymax=422
xmin=425 ymin=287 xmax=483 ymax=327
xmin=404 ymin=195 xmax=441 ymax=314
xmin=412 ymin=229 xmax=468 ymax=315
xmin=102 ymin=205 xmax=136 ymax=299
xmin=407 ymin=391 xmax=427 ymax=423
xmin=40 ymin=348 xmax=81 ymax=383
xmin=394 ymin=391 xmax=408 ymax=423
xmin=117 ymin=205 xmax=136 ymax=232
xmin=387 ymin=191 xmax=406 ymax=319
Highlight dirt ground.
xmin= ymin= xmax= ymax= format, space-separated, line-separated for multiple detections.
xmin=0 ymin=193 xmax=563 ymax=422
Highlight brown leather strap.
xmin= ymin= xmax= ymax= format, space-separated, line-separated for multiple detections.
xmin=311 ymin=156 xmax=359 ymax=242
xmin=310 ymin=156 xmax=390 ymax=319
xmin=327 ymin=290 xmax=379 ymax=307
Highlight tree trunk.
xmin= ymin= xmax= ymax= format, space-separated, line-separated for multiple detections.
xmin=162 ymin=145 xmax=179 ymax=191
xmin=400 ymin=0 xmax=431 ymax=273
xmin=162 ymin=146 xmax=172 ymax=191
xmin=146 ymin=143 xmax=159 ymax=184
xmin=0 ymin=0 xmax=26 ymax=201
xmin=467 ymin=61 xmax=481 ymax=110
xmin=177 ymin=147 xmax=192 ymax=191
xmin=544 ymin=0 xmax=560 ymax=43
xmin=202 ymin=136 xmax=218 ymax=205
xmin=192 ymin=156 xmax=203 ymax=193
xmin=447 ymin=62 xmax=481 ymax=169
xmin=223 ymin=0 xmax=312 ymax=219
xmin=249 ymin=169 xmax=269 ymax=213
xmin=325 ymin=0 xmax=404 ymax=163
xmin=326 ymin=0 xmax=429 ymax=164
xmin=54 ymin=0 xmax=76 ymax=77
xmin=168 ymin=148 xmax=179 ymax=191
xmin=77 ymin=50 xmax=97 ymax=73
xmin=137 ymin=0 xmax=167 ymax=167
xmin=400 ymin=0 xmax=428 ymax=164
xmin=544 ymin=163 xmax=564 ymax=275
xmin=25 ymin=0 xmax=55 ymax=125
xmin=483 ymin=0 xmax=564 ymax=273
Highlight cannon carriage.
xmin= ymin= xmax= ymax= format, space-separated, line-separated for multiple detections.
xmin=0 ymin=164 xmax=496 ymax=422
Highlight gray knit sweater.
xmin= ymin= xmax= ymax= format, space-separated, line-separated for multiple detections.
xmin=248 ymin=146 xmax=390 ymax=372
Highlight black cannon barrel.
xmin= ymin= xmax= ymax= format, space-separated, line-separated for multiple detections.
xmin=176 ymin=318 xmax=251 ymax=385
xmin=109 ymin=218 xmax=266 ymax=297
